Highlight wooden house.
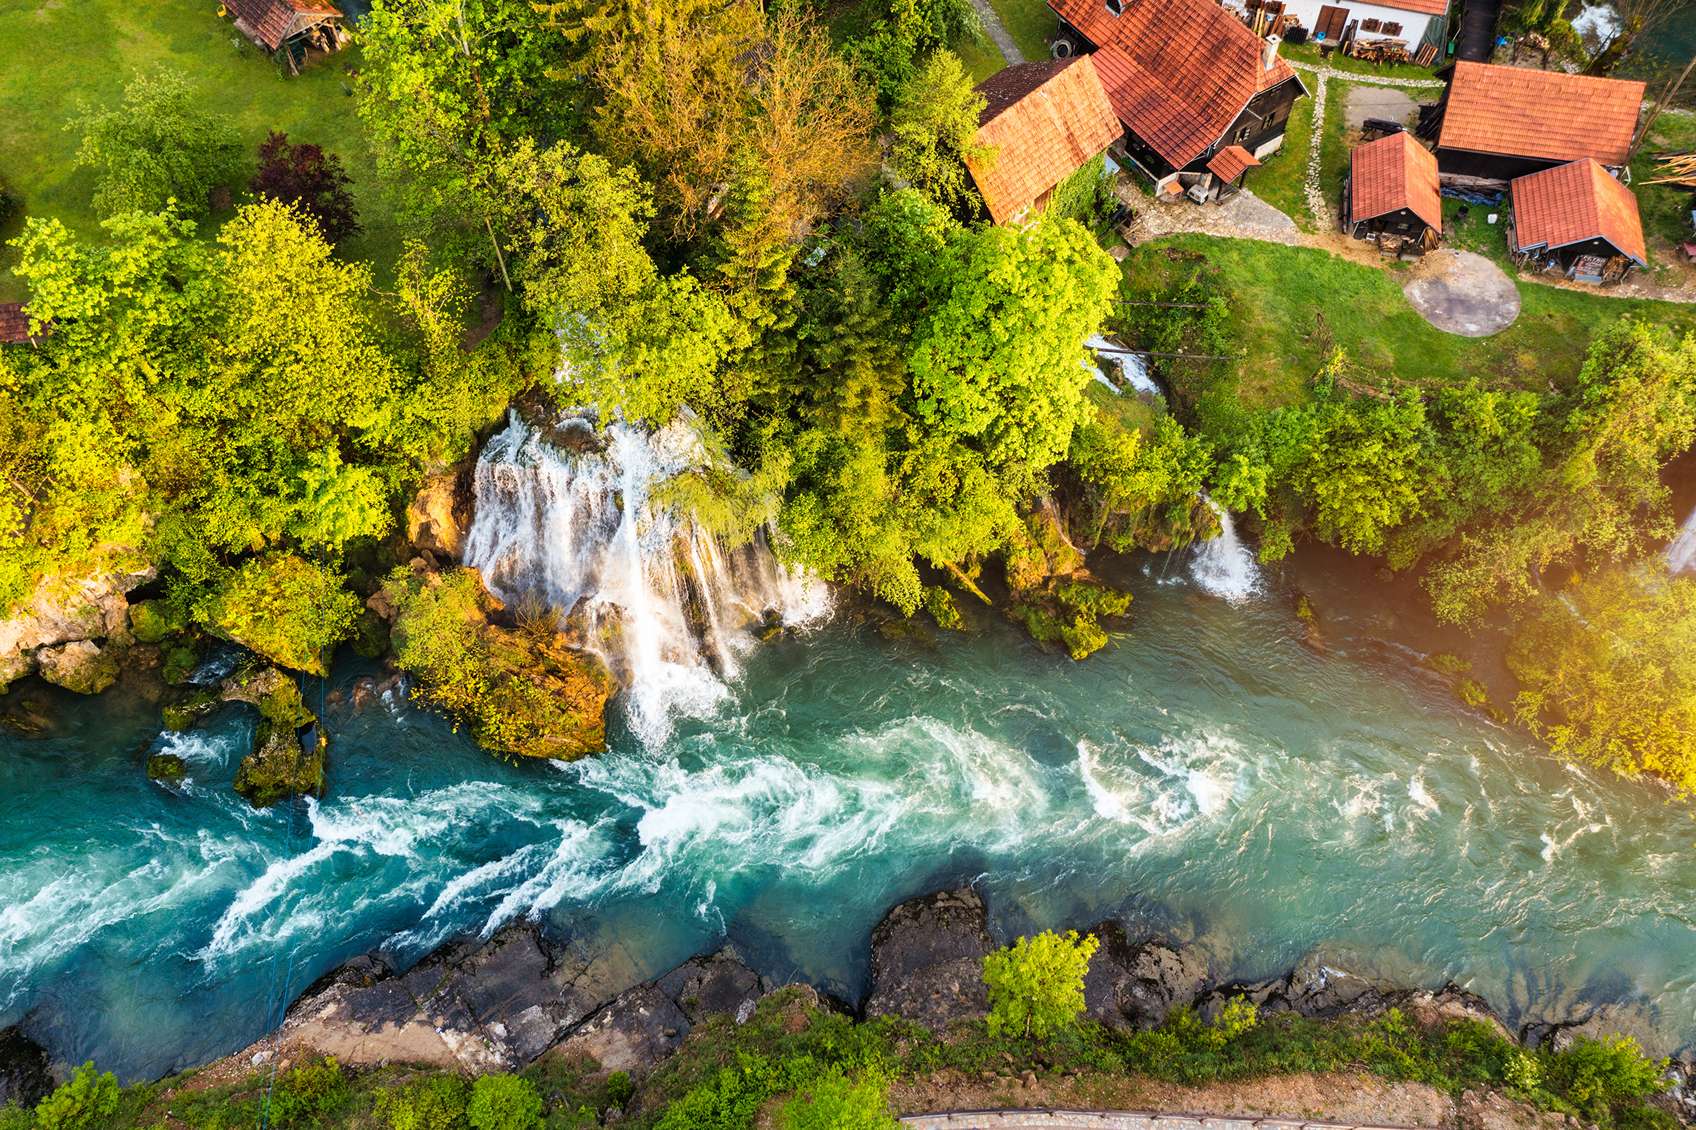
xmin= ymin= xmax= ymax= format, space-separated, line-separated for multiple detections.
xmin=1343 ymin=131 xmax=1442 ymax=253
xmin=1430 ymin=62 xmax=1645 ymax=187
xmin=1509 ymin=158 xmax=1647 ymax=284
xmin=224 ymin=0 xmax=348 ymax=73
xmin=966 ymin=56 xmax=1124 ymax=224
xmin=1047 ymin=0 xmax=1309 ymax=196
xmin=0 ymin=304 xmax=43 ymax=347
xmin=1250 ymin=0 xmax=1447 ymax=60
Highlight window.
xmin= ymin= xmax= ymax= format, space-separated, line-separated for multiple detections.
xmin=1236 ymin=124 xmax=1253 ymax=142
xmin=1361 ymin=17 xmax=1380 ymax=30
xmin=1382 ymin=20 xmax=1401 ymax=33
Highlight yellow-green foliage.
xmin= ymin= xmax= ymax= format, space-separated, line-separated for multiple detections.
xmin=982 ymin=929 xmax=1100 ymax=1039
xmin=1510 ymin=569 xmax=1696 ymax=793
xmin=201 ymin=554 xmax=360 ymax=676
xmin=774 ymin=1068 xmax=898 ymax=1130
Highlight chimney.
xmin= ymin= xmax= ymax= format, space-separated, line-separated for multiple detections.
xmin=1262 ymin=33 xmax=1279 ymax=71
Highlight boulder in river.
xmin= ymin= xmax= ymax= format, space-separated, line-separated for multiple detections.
xmin=0 ymin=565 xmax=151 ymax=692
xmin=35 ymin=639 xmax=122 ymax=695
xmin=0 ymin=1027 xmax=52 ymax=1110
xmin=863 ymin=886 xmax=993 ymax=1034
xmin=1082 ymin=921 xmax=1210 ymax=1029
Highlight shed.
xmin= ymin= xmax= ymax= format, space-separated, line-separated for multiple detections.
xmin=1344 ymin=131 xmax=1441 ymax=252
xmin=966 ymin=55 xmax=1123 ymax=224
xmin=1509 ymin=158 xmax=1647 ymax=284
xmin=1049 ymin=0 xmax=1308 ymax=193
xmin=1205 ymin=144 xmax=1260 ymax=200
xmin=0 ymin=303 xmax=43 ymax=346
xmin=1432 ymin=62 xmax=1645 ymax=186
xmin=224 ymin=0 xmax=347 ymax=72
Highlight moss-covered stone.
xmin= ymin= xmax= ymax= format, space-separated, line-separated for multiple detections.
xmin=1003 ymin=506 xmax=1130 ymax=660
xmin=162 ymin=686 xmax=221 ymax=731
xmin=233 ymin=721 xmax=326 ymax=807
xmin=128 ymin=600 xmax=187 ymax=645
xmin=146 ymin=753 xmax=189 ymax=783
xmin=35 ymin=640 xmax=122 ymax=694
xmin=349 ymin=608 xmax=391 ymax=659
xmin=161 ymin=642 xmax=201 ymax=685
xmin=922 ymin=586 xmax=965 ymax=632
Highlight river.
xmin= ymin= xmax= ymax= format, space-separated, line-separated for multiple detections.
xmin=2 ymin=521 xmax=1693 ymax=1082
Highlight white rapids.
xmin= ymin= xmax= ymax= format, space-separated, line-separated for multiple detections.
xmin=1190 ymin=497 xmax=1263 ymax=603
xmin=463 ymin=411 xmax=828 ymax=746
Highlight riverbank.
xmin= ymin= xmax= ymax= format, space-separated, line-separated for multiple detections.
xmin=7 ymin=885 xmax=1686 ymax=1128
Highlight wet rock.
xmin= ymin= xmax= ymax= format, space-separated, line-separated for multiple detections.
xmin=0 ymin=1027 xmax=52 ymax=1110
xmin=128 ymin=600 xmax=185 ymax=645
xmin=405 ymin=470 xmax=469 ymax=560
xmin=0 ymin=650 xmax=32 ymax=694
xmin=864 ymin=887 xmax=993 ymax=1034
xmin=1082 ymin=921 xmax=1209 ymax=1029
xmin=653 ymin=946 xmax=770 ymax=1026
xmin=233 ymin=722 xmax=325 ymax=807
xmin=551 ymin=985 xmax=689 ymax=1079
xmin=0 ymin=565 xmax=152 ymax=690
xmin=162 ymin=686 xmax=222 ymax=731
xmin=147 ymin=753 xmax=189 ymax=784
xmin=36 ymin=639 xmax=122 ymax=695
xmin=1521 ymin=1000 xmax=1673 ymax=1060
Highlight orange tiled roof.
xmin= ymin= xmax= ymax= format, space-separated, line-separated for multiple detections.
xmin=1051 ymin=0 xmax=1303 ymax=169
xmin=1207 ymin=144 xmax=1259 ymax=182
xmin=1350 ymin=131 xmax=1441 ymax=230
xmin=1368 ymin=0 xmax=1447 ymax=16
xmin=1437 ymin=61 xmax=1644 ymax=166
xmin=1511 ymin=158 xmax=1647 ymax=266
xmin=966 ymin=56 xmax=1123 ymax=224
xmin=227 ymin=0 xmax=341 ymax=51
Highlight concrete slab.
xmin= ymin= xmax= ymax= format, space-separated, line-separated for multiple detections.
xmin=1344 ymin=85 xmax=1418 ymax=130
xmin=1401 ymin=250 xmax=1521 ymax=337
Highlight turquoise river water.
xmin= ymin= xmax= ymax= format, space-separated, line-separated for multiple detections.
xmin=2 ymin=548 xmax=1693 ymax=1082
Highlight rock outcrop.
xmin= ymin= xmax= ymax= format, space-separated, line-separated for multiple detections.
xmin=1082 ymin=921 xmax=1210 ymax=1029
xmin=0 ymin=566 xmax=151 ymax=693
xmin=226 ymin=666 xmax=325 ymax=807
xmin=1003 ymin=503 xmax=1132 ymax=661
xmin=405 ymin=470 xmax=470 ymax=561
xmin=863 ymin=887 xmax=993 ymax=1033
xmin=0 ymin=1027 xmax=52 ymax=1110
xmin=34 ymin=639 xmax=121 ymax=695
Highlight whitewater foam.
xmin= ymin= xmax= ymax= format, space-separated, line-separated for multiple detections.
xmin=1190 ymin=498 xmax=1263 ymax=603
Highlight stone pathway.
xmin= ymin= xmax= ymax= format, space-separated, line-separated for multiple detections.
xmin=1122 ymin=183 xmax=1305 ymax=246
xmin=1303 ymin=71 xmax=1332 ymax=230
xmin=1289 ymin=62 xmax=1444 ymax=89
xmin=970 ymin=0 xmax=1025 ymax=64
xmin=902 ymin=1111 xmax=1434 ymax=1130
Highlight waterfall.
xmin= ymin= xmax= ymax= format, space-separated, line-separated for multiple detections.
xmin=1085 ymin=335 xmax=1163 ymax=397
xmin=1190 ymin=497 xmax=1263 ymax=603
xmin=462 ymin=411 xmax=829 ymax=747
xmin=1668 ymin=506 xmax=1696 ymax=576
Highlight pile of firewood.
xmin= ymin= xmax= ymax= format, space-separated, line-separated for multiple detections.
xmin=1349 ymin=39 xmax=1412 ymax=64
xmin=1645 ymin=153 xmax=1696 ymax=189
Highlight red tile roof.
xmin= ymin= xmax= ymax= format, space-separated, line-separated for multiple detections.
xmin=1207 ymin=144 xmax=1259 ymax=182
xmin=1436 ymin=62 xmax=1645 ymax=166
xmin=0 ymin=303 xmax=38 ymax=345
xmin=967 ymin=56 xmax=1123 ymax=224
xmin=1051 ymin=0 xmax=1303 ymax=169
xmin=1350 ymin=131 xmax=1442 ymax=230
xmin=1369 ymin=0 xmax=1448 ymax=16
xmin=226 ymin=0 xmax=342 ymax=51
xmin=1511 ymin=158 xmax=1647 ymax=266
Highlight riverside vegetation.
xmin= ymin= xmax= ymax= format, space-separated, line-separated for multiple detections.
xmin=0 ymin=926 xmax=1678 ymax=1130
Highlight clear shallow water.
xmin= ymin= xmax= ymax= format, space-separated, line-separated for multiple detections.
xmin=2 ymin=554 xmax=1693 ymax=1081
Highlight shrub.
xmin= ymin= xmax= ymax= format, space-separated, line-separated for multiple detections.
xmin=73 ymin=67 xmax=242 ymax=217
xmin=199 ymin=554 xmax=360 ymax=675
xmin=377 ymin=1074 xmax=469 ymax=1130
xmin=774 ymin=1068 xmax=898 ymax=1130
xmin=33 ymin=1063 xmax=119 ymax=1130
xmin=603 ymin=1071 xmax=634 ymax=1110
xmin=0 ymin=1105 xmax=31 ymax=1130
xmin=1542 ymin=1035 xmax=1667 ymax=1125
xmin=250 ymin=132 xmax=361 ymax=247
xmin=982 ymin=929 xmax=1100 ymax=1039
xmin=266 ymin=1056 xmax=353 ymax=1127
xmin=467 ymin=1074 xmax=542 ymax=1130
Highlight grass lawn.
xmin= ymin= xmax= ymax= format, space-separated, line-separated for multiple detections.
xmin=1317 ymin=78 xmax=1353 ymax=223
xmin=1120 ymin=233 xmax=1696 ymax=409
xmin=1248 ymin=82 xmax=1316 ymax=229
xmin=1441 ymin=196 xmax=1514 ymax=268
xmin=985 ymin=0 xmax=1056 ymax=62
xmin=820 ymin=0 xmax=1006 ymax=80
xmin=1629 ymin=109 xmax=1696 ymax=259
xmin=0 ymin=0 xmax=405 ymax=301
xmin=953 ymin=30 xmax=1008 ymax=81
xmin=1278 ymin=39 xmax=1444 ymax=85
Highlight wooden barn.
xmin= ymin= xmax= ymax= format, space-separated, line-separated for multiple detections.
xmin=1429 ymin=62 xmax=1645 ymax=188
xmin=224 ymin=0 xmax=348 ymax=73
xmin=1048 ymin=0 xmax=1308 ymax=197
xmin=966 ymin=56 xmax=1123 ymax=224
xmin=1509 ymin=158 xmax=1647 ymax=285
xmin=1343 ymin=131 xmax=1442 ymax=253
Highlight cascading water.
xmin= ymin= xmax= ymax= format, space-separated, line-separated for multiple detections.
xmin=1190 ymin=497 xmax=1263 ymax=603
xmin=1667 ymin=505 xmax=1696 ymax=575
xmin=1085 ymin=335 xmax=1163 ymax=397
xmin=462 ymin=411 xmax=828 ymax=746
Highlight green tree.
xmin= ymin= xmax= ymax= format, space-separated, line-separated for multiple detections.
xmin=467 ymin=1073 xmax=543 ymax=1130
xmin=775 ymin=1069 xmax=899 ymax=1130
xmin=32 ymin=1063 xmax=119 ymax=1130
xmin=888 ymin=51 xmax=991 ymax=212
xmin=1509 ymin=568 xmax=1696 ymax=793
xmin=1542 ymin=1035 xmax=1669 ymax=1124
xmin=982 ymin=929 xmax=1100 ymax=1039
xmin=73 ymin=68 xmax=241 ymax=217
xmin=200 ymin=554 xmax=361 ymax=675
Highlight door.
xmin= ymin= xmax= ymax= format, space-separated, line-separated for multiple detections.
xmin=1315 ymin=4 xmax=1349 ymax=40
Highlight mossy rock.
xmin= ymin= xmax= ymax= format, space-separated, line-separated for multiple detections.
xmin=161 ymin=642 xmax=202 ymax=685
xmin=233 ymin=721 xmax=326 ymax=807
xmin=922 ymin=586 xmax=965 ymax=631
xmin=146 ymin=753 xmax=189 ymax=783
xmin=1015 ymin=576 xmax=1132 ymax=661
xmin=349 ymin=608 xmax=391 ymax=660
xmin=129 ymin=600 xmax=187 ymax=645
xmin=35 ymin=641 xmax=121 ymax=695
xmin=162 ymin=687 xmax=222 ymax=731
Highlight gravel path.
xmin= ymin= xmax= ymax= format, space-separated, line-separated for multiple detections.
xmin=1303 ymin=71 xmax=1332 ymax=230
xmin=970 ymin=0 xmax=1025 ymax=64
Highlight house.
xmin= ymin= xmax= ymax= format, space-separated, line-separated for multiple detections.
xmin=1343 ymin=131 xmax=1442 ymax=252
xmin=1431 ymin=61 xmax=1645 ymax=186
xmin=965 ymin=56 xmax=1124 ymax=224
xmin=224 ymin=0 xmax=348 ymax=72
xmin=0 ymin=303 xmax=43 ymax=346
xmin=1245 ymin=0 xmax=1448 ymax=59
xmin=1509 ymin=158 xmax=1647 ymax=284
xmin=1206 ymin=145 xmax=1260 ymax=201
xmin=1048 ymin=0 xmax=1309 ymax=196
